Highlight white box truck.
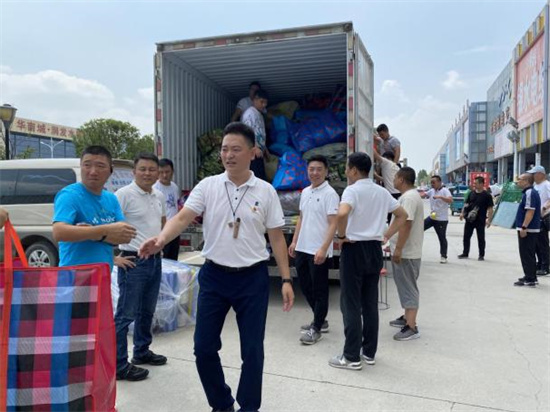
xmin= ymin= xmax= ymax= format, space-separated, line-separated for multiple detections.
xmin=154 ymin=22 xmax=374 ymax=275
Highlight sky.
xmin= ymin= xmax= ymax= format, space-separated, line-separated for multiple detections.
xmin=0 ymin=0 xmax=547 ymax=172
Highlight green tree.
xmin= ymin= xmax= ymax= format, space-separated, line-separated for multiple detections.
xmin=15 ymin=146 xmax=35 ymax=159
xmin=417 ymin=169 xmax=429 ymax=186
xmin=74 ymin=119 xmax=154 ymax=160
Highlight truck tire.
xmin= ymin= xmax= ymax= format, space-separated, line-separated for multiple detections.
xmin=26 ymin=241 xmax=59 ymax=268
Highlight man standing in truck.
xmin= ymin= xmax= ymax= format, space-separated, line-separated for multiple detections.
xmin=231 ymin=81 xmax=261 ymax=122
xmin=242 ymin=89 xmax=269 ymax=181
xmin=376 ymin=123 xmax=401 ymax=164
xmin=139 ymin=122 xmax=294 ymax=412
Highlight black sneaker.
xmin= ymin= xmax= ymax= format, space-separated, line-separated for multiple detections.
xmin=514 ymin=279 xmax=537 ymax=287
xmin=211 ymin=406 xmax=235 ymax=412
xmin=132 ymin=351 xmax=167 ymax=366
xmin=536 ymin=269 xmax=549 ymax=276
xmin=517 ymin=277 xmax=539 ymax=285
xmin=116 ymin=364 xmax=149 ymax=381
xmin=389 ymin=315 xmax=407 ymax=328
xmin=458 ymin=254 xmax=468 ymax=259
xmin=478 ymin=256 xmax=485 ymax=261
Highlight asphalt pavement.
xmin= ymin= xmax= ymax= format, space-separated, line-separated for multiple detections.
xmin=115 ymin=212 xmax=550 ymax=412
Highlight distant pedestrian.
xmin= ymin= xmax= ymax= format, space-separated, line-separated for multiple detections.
xmin=139 ymin=122 xmax=294 ymax=412
xmin=114 ymin=153 xmax=167 ymax=382
xmin=376 ymin=123 xmax=401 ymax=163
xmin=424 ymin=175 xmax=452 ymax=264
xmin=385 ymin=167 xmax=424 ymax=341
xmin=288 ymin=154 xmax=339 ymax=345
xmin=242 ymin=89 xmax=269 ymax=181
xmin=329 ymin=152 xmax=407 ymax=370
xmin=527 ymin=165 xmax=550 ymax=276
xmin=514 ymin=173 xmax=541 ymax=287
xmin=458 ymin=176 xmax=494 ymax=261
xmin=52 ymin=145 xmax=136 ymax=269
xmin=231 ymin=81 xmax=261 ymax=122
xmin=154 ymin=158 xmax=181 ymax=260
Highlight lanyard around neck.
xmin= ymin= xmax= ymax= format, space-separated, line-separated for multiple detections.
xmin=225 ymin=183 xmax=250 ymax=220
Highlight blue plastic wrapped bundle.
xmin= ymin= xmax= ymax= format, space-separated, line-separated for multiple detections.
xmin=272 ymin=151 xmax=310 ymax=190
xmin=290 ymin=110 xmax=346 ymax=153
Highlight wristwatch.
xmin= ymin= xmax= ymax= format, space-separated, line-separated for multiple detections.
xmin=337 ymin=235 xmax=347 ymax=240
xmin=282 ymin=278 xmax=293 ymax=285
xmin=521 ymin=226 xmax=527 ymax=230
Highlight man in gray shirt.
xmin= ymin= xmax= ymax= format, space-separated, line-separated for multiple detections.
xmin=376 ymin=123 xmax=401 ymax=163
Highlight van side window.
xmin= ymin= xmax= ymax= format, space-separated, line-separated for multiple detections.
xmin=0 ymin=169 xmax=77 ymax=205
xmin=0 ymin=170 xmax=18 ymax=204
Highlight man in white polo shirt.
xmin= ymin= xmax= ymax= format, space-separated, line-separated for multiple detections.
xmin=139 ymin=122 xmax=294 ymax=412
xmin=289 ymin=154 xmax=339 ymax=345
xmin=114 ymin=153 xmax=167 ymax=382
xmin=424 ymin=175 xmax=452 ymax=264
xmin=329 ymin=152 xmax=407 ymax=371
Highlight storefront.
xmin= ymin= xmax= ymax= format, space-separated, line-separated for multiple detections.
xmin=7 ymin=117 xmax=77 ymax=158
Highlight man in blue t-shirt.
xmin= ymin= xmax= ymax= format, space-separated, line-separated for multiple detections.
xmin=513 ymin=173 xmax=541 ymax=287
xmin=53 ymin=146 xmax=137 ymax=269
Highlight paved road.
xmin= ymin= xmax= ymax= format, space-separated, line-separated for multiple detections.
xmin=116 ymin=214 xmax=550 ymax=412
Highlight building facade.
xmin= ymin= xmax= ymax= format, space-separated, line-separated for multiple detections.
xmin=2 ymin=117 xmax=77 ymax=159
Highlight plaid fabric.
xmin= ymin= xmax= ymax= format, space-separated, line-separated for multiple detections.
xmin=1 ymin=265 xmax=115 ymax=412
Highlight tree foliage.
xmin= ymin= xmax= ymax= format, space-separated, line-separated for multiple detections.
xmin=74 ymin=119 xmax=154 ymax=160
xmin=417 ymin=169 xmax=429 ymax=185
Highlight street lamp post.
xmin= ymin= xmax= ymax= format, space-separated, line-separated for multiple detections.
xmin=507 ymin=117 xmax=520 ymax=181
xmin=40 ymin=137 xmax=64 ymax=158
xmin=0 ymin=104 xmax=18 ymax=160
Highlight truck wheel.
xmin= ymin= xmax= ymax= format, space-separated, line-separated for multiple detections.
xmin=26 ymin=241 xmax=58 ymax=268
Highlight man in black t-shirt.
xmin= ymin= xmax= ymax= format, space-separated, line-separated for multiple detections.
xmin=458 ymin=176 xmax=494 ymax=261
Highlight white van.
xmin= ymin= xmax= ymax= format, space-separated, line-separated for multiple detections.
xmin=0 ymin=158 xmax=134 ymax=267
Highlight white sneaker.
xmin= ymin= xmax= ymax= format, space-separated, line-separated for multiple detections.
xmin=328 ymin=355 xmax=362 ymax=370
xmin=440 ymin=257 xmax=447 ymax=264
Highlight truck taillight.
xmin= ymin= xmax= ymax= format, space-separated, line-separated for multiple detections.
xmin=180 ymin=239 xmax=191 ymax=246
xmin=333 ymin=241 xmax=340 ymax=250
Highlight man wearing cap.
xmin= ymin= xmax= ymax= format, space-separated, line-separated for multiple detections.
xmin=527 ymin=165 xmax=550 ymax=276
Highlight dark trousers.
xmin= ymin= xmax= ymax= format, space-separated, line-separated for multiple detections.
xmin=115 ymin=253 xmax=162 ymax=373
xmin=535 ymin=218 xmax=549 ymax=271
xmin=295 ymin=251 xmax=329 ymax=331
xmin=163 ymin=235 xmax=180 ymax=261
xmin=250 ymin=157 xmax=267 ymax=181
xmin=518 ymin=232 xmax=538 ymax=282
xmin=424 ymin=217 xmax=449 ymax=258
xmin=194 ymin=261 xmax=269 ymax=412
xmin=339 ymin=241 xmax=382 ymax=362
xmin=463 ymin=220 xmax=486 ymax=257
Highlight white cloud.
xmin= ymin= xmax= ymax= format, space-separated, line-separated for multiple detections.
xmin=138 ymin=87 xmax=154 ymax=101
xmin=0 ymin=66 xmax=153 ymax=134
xmin=380 ymin=80 xmax=409 ymax=103
xmin=442 ymin=70 xmax=467 ymax=90
xmin=376 ymin=95 xmax=460 ymax=172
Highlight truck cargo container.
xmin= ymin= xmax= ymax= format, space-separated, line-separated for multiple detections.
xmin=154 ymin=22 xmax=374 ymax=277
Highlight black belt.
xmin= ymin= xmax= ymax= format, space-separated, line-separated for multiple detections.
xmin=205 ymin=259 xmax=266 ymax=273
xmin=120 ymin=250 xmax=161 ymax=258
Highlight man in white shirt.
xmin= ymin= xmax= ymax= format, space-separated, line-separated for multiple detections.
xmin=528 ymin=165 xmax=550 ymax=276
xmin=242 ymin=89 xmax=269 ymax=181
xmin=424 ymin=175 xmax=453 ymax=263
xmin=289 ymin=155 xmax=339 ymax=345
xmin=153 ymin=158 xmax=181 ymax=260
xmin=385 ymin=167 xmax=424 ymax=341
xmin=329 ymin=152 xmax=407 ymax=371
xmin=231 ymin=81 xmax=261 ymax=122
xmin=139 ymin=122 xmax=294 ymax=412
xmin=114 ymin=153 xmax=167 ymax=382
